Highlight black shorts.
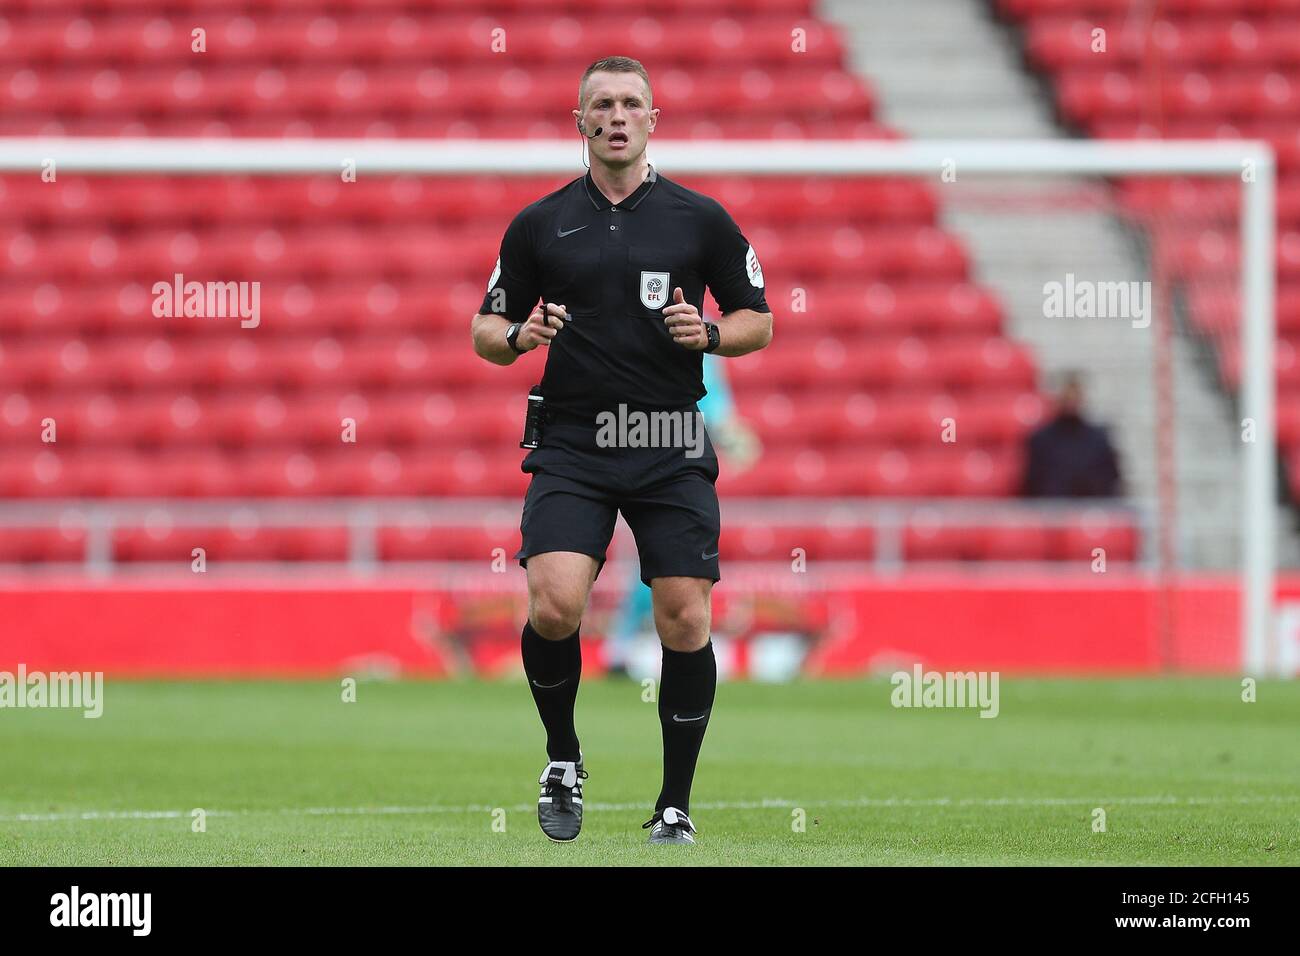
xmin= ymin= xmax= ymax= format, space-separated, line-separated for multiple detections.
xmin=515 ymin=407 xmax=721 ymax=585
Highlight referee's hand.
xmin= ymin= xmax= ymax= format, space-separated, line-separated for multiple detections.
xmin=663 ymin=287 xmax=707 ymax=350
xmin=517 ymin=302 xmax=568 ymax=350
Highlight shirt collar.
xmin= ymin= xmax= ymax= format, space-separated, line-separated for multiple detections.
xmin=584 ymin=163 xmax=658 ymax=211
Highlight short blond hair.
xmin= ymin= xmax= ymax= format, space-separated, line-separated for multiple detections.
xmin=578 ymin=56 xmax=653 ymax=108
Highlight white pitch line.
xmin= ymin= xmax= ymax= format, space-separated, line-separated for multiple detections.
xmin=2 ymin=793 xmax=1298 ymax=824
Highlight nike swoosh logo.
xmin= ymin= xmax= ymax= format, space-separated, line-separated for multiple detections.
xmin=532 ymin=678 xmax=567 ymax=689
xmin=557 ymin=225 xmax=588 ymax=238
xmin=701 ymin=551 xmax=719 ymax=560
xmin=672 ymin=713 xmax=707 ymax=723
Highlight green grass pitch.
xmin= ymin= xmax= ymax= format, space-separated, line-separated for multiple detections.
xmin=1 ymin=677 xmax=1295 ymax=866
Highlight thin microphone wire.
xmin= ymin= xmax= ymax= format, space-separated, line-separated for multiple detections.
xmin=579 ymin=120 xmax=602 ymax=170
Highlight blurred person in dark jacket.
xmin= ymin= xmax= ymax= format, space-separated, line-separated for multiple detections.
xmin=1022 ymin=372 xmax=1122 ymax=497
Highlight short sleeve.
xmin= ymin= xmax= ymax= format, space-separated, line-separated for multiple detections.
xmin=479 ymin=209 xmax=541 ymax=323
xmin=702 ymin=201 xmax=770 ymax=315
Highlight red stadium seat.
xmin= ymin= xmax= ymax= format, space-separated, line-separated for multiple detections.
xmin=6 ymin=0 xmax=1182 ymax=575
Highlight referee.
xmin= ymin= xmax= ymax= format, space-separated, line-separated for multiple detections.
xmin=470 ymin=56 xmax=773 ymax=845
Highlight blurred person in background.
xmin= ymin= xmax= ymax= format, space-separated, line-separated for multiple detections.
xmin=604 ymin=351 xmax=761 ymax=678
xmin=1021 ymin=371 xmax=1123 ymax=498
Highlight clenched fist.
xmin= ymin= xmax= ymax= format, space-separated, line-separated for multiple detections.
xmin=663 ymin=287 xmax=707 ymax=350
xmin=516 ymin=302 xmax=569 ymax=350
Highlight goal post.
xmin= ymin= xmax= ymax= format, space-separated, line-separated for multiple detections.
xmin=0 ymin=136 xmax=1279 ymax=674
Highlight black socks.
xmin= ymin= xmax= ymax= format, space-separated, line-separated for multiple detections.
xmin=522 ymin=622 xmax=717 ymax=812
xmin=655 ymin=640 xmax=718 ymax=814
xmin=521 ymin=619 xmax=582 ymax=762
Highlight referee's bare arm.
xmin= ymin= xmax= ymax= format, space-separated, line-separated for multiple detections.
xmin=710 ymin=307 xmax=773 ymax=357
xmin=471 ymin=303 xmax=568 ymax=366
xmin=662 ymin=286 xmax=772 ymax=357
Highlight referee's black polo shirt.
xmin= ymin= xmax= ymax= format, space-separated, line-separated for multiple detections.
xmin=479 ymin=165 xmax=771 ymax=417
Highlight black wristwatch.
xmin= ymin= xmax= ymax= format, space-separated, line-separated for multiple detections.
xmin=505 ymin=322 xmax=526 ymax=354
xmin=703 ymin=322 xmax=721 ymax=353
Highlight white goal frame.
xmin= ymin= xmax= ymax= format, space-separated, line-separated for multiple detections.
xmin=0 ymin=137 xmax=1278 ymax=674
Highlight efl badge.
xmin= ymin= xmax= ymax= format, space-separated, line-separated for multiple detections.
xmin=745 ymin=245 xmax=764 ymax=288
xmin=640 ymin=271 xmax=670 ymax=309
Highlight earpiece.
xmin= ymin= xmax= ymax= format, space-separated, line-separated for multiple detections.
xmin=576 ymin=115 xmax=603 ymax=170
xmin=576 ymin=117 xmax=603 ymax=139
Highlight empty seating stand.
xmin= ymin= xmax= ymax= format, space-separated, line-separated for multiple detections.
xmin=0 ymin=0 xmax=1141 ymax=568
xmin=999 ymin=0 xmax=1300 ymax=501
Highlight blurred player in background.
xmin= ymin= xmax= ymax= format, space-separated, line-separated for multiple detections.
xmin=605 ymin=352 xmax=762 ymax=678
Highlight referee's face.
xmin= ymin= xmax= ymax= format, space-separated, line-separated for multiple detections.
xmin=574 ymin=71 xmax=658 ymax=169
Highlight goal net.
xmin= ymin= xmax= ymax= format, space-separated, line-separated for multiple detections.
xmin=0 ymin=136 xmax=1281 ymax=676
